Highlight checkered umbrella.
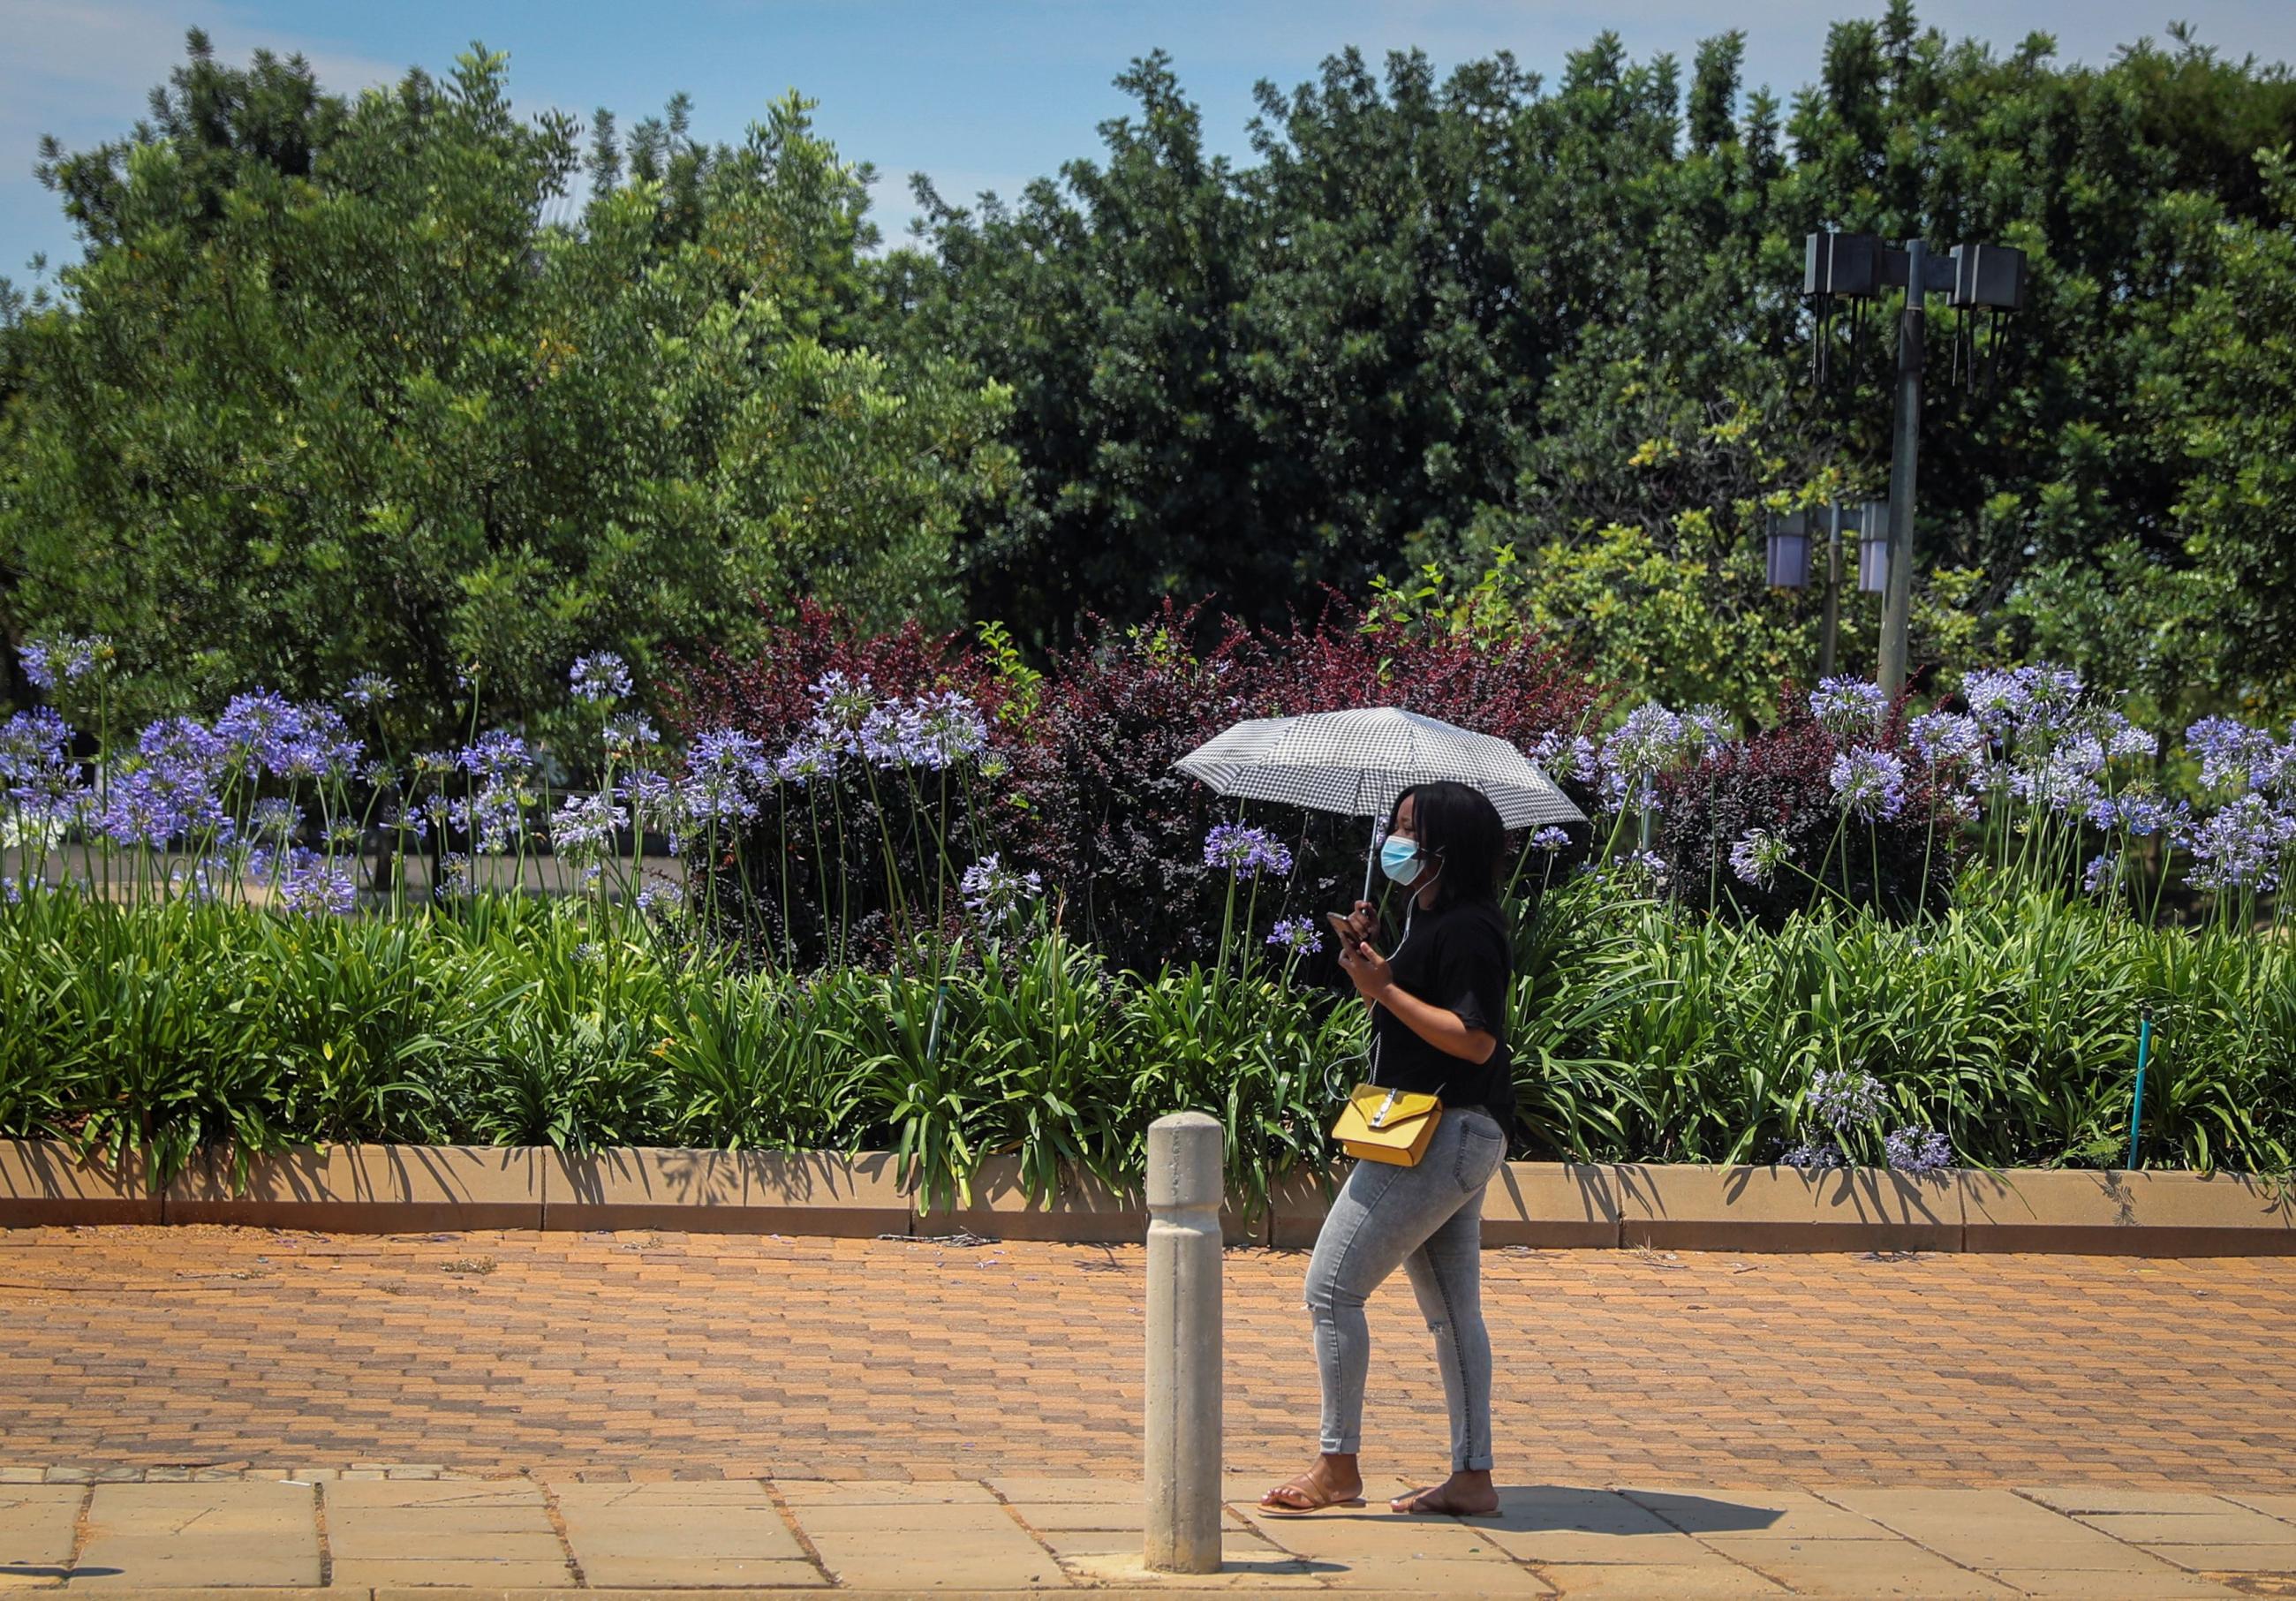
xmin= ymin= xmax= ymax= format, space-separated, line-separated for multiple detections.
xmin=1174 ymin=707 xmax=1586 ymax=896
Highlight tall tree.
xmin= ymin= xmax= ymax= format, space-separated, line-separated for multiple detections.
xmin=2 ymin=43 xmax=1012 ymax=745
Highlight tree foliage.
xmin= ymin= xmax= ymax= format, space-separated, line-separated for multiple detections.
xmin=2 ymin=40 xmax=1012 ymax=743
xmin=889 ymin=14 xmax=2296 ymax=718
xmin=5 ymin=12 xmax=2296 ymax=735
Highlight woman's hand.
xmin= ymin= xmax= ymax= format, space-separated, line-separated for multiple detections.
xmin=1337 ymin=935 xmax=1393 ymax=1001
xmin=1341 ymin=899 xmax=1380 ymax=948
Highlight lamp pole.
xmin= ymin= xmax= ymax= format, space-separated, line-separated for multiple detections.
xmin=1878 ymin=239 xmax=1928 ymax=696
xmin=1820 ymin=500 xmax=1843 ymax=678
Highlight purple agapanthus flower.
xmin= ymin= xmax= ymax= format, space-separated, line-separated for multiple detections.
xmin=2186 ymin=716 xmax=2280 ymax=794
xmin=901 ymin=691 xmax=992 ymax=770
xmin=570 ymin=652 xmax=632 ymax=704
xmin=1809 ymin=676 xmax=1888 ymax=737
xmin=1829 ymin=748 xmax=1907 ymax=821
xmin=774 ymin=736 xmax=836 ymax=786
xmin=1204 ymin=823 xmax=1294 ymax=879
xmin=457 ymin=730 xmax=532 ymax=781
xmin=2009 ymin=752 xmax=2103 ymax=815
xmin=1728 ymin=828 xmax=1792 ymax=889
xmin=1680 ymin=706 xmax=1733 ymax=759
xmin=1529 ymin=826 xmax=1572 ymax=854
xmin=1602 ymin=705 xmax=1685 ymax=778
xmin=2090 ymin=794 xmax=2183 ymax=838
xmin=684 ymin=729 xmax=771 ymax=825
xmin=19 ymin=635 xmax=105 ymax=692
xmin=603 ymin=714 xmax=660 ymax=754
xmin=2181 ymin=795 xmax=2296 ymax=895
xmin=1884 ymin=1126 xmax=1952 ymax=1174
xmin=959 ymin=853 xmax=1043 ymax=925
xmin=94 ymin=768 xmax=193 ymax=849
xmin=449 ymin=787 xmax=526 ymax=853
xmin=550 ymin=792 xmax=626 ymax=856
xmin=1960 ymin=668 xmax=2032 ymax=729
xmin=343 ymin=674 xmax=396 ymax=708
xmin=271 ymin=848 xmax=358 ymax=917
xmin=1605 ymin=850 xmax=1669 ymax=887
xmin=1781 ymin=1141 xmax=1847 ymax=1173
xmin=1266 ymin=917 xmax=1324 ymax=955
xmin=616 ymin=767 xmax=678 ymax=834
xmin=1907 ymin=711 xmax=1987 ymax=770
xmin=799 ymin=670 xmax=877 ymax=759
xmin=2081 ymin=853 xmax=2118 ymax=896
xmin=0 ymin=708 xmax=82 ymax=819
xmin=636 ymin=874 xmax=685 ymax=917
xmin=2094 ymin=713 xmax=2157 ymax=762
xmin=1808 ymin=1068 xmax=1887 ymax=1133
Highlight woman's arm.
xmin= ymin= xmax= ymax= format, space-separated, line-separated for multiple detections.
xmin=1336 ymin=940 xmax=1498 ymax=1065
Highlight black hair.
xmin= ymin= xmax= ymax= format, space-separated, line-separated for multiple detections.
xmin=1386 ymin=780 xmax=1507 ymax=911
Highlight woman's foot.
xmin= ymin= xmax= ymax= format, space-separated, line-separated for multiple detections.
xmin=1260 ymin=1453 xmax=1366 ymax=1516
xmin=1392 ymin=1469 xmax=1499 ymax=1516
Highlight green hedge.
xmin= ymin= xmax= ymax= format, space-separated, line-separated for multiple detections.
xmin=4 ymin=880 xmax=2292 ymax=1208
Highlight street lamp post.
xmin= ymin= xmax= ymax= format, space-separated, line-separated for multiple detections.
xmin=1820 ymin=500 xmax=1844 ymax=678
xmin=1804 ymin=233 xmax=2027 ymax=693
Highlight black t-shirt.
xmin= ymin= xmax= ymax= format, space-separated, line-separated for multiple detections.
xmin=1366 ymin=897 xmax=1515 ymax=1133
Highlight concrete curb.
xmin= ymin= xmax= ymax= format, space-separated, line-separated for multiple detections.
xmin=4 ymin=1139 xmax=2293 ymax=1253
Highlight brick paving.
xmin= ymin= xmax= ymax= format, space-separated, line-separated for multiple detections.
xmin=3 ymin=1226 xmax=2293 ymax=1490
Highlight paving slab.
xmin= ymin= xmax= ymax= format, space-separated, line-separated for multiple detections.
xmin=323 ymin=1480 xmax=545 ymax=1509
xmin=1003 ymin=1500 xmax=1254 ymax=1533
xmin=1055 ymin=1537 xmax=1325 ymax=1588
xmin=988 ymin=1476 xmax=1141 ymax=1504
xmin=1619 ymin=1486 xmax=1889 ymax=1541
xmin=1825 ymin=1484 xmax=2242 ymax=1585
xmin=773 ymin=1480 xmax=999 ymax=1507
xmin=0 ymin=1486 xmax=79 ymax=1568
xmin=2220 ymin=1491 xmax=2296 ymax=1525
xmin=1313 ymin=1555 xmax=1553 ymax=1594
xmin=1480 ymin=1522 xmax=1724 ymax=1567
xmin=2141 ymin=1545 xmax=2296 ymax=1574
xmin=1232 ymin=1506 xmax=1515 ymax=1564
xmin=802 ymin=1548 xmax=1071 ymax=1590
xmin=1475 ymin=1485 xmax=1724 ymax=1565
xmin=2071 ymin=1509 xmax=2296 ymax=1545
xmin=1719 ymin=1536 xmax=2019 ymax=1597
xmin=1989 ymin=1568 xmax=2237 ymax=1597
xmin=326 ymin=1556 xmax=581 ymax=1587
xmin=73 ymin=1483 xmax=319 ymax=1589
xmin=1533 ymin=1564 xmax=1786 ymax=1597
xmin=2020 ymin=1486 xmax=2249 ymax=1517
xmin=555 ymin=1482 xmax=810 ymax=1584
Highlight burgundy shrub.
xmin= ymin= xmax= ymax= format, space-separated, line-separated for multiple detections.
xmin=661 ymin=594 xmax=1610 ymax=972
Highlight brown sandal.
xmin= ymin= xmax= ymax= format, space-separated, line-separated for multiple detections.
xmin=1259 ymin=1475 xmax=1367 ymax=1517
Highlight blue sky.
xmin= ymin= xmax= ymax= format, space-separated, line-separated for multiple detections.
xmin=6 ymin=0 xmax=2296 ymax=285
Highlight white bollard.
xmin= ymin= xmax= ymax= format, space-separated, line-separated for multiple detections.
xmin=1144 ymin=1111 xmax=1224 ymax=1575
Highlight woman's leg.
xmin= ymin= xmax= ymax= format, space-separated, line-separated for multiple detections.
xmin=1393 ymin=1111 xmax=1507 ymax=1514
xmin=1404 ymin=1182 xmax=1494 ymax=1472
xmin=1265 ymin=1144 xmax=1477 ymax=1511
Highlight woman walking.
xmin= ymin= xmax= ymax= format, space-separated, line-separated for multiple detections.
xmin=1261 ymin=780 xmax=1514 ymax=1518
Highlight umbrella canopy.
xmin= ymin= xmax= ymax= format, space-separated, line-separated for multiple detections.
xmin=1173 ymin=707 xmax=1586 ymax=831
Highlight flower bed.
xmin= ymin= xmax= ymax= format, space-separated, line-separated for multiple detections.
xmin=4 ymin=618 xmax=2295 ymax=1193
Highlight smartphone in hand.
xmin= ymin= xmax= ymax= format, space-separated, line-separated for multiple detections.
xmin=1325 ymin=910 xmax=1360 ymax=948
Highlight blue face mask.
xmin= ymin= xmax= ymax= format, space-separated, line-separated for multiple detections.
xmin=1379 ymin=835 xmax=1427 ymax=885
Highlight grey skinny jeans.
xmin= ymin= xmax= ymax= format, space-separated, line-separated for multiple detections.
xmin=1304 ymin=1106 xmax=1507 ymax=1471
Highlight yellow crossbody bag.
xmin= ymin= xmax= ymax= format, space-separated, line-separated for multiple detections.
xmin=1332 ymin=1083 xmax=1443 ymax=1167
